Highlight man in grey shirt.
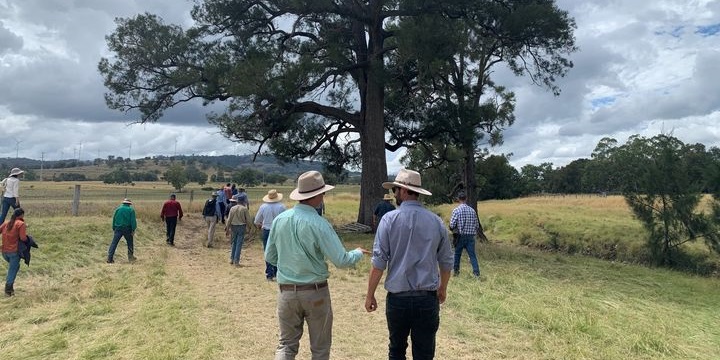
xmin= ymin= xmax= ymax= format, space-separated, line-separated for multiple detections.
xmin=365 ymin=168 xmax=454 ymax=360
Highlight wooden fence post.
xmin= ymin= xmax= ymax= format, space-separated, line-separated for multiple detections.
xmin=72 ymin=184 xmax=81 ymax=216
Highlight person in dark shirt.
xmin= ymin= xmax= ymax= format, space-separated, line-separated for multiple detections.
xmin=372 ymin=193 xmax=395 ymax=232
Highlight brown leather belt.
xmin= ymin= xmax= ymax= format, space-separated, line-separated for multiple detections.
xmin=279 ymin=281 xmax=328 ymax=292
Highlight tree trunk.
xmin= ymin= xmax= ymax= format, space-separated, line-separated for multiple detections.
xmin=463 ymin=143 xmax=488 ymax=242
xmin=356 ymin=10 xmax=387 ymax=227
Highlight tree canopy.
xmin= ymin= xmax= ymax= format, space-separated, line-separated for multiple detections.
xmin=99 ymin=0 xmax=576 ymax=224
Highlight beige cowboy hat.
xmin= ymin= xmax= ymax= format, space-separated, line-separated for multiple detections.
xmin=122 ymin=198 xmax=133 ymax=204
xmin=9 ymin=168 xmax=23 ymax=176
xmin=382 ymin=168 xmax=432 ymax=196
xmin=263 ymin=189 xmax=283 ymax=203
xmin=290 ymin=171 xmax=335 ymax=201
xmin=383 ymin=193 xmax=394 ymax=200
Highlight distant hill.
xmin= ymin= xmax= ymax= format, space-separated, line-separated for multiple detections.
xmin=0 ymin=154 xmax=335 ymax=181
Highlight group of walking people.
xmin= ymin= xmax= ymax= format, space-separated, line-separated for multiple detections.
xmin=3 ymin=165 xmax=484 ymax=359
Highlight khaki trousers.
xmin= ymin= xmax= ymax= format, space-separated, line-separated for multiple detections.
xmin=275 ymin=286 xmax=333 ymax=360
xmin=204 ymin=216 xmax=217 ymax=246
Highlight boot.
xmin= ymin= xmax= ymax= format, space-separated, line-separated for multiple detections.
xmin=5 ymin=283 xmax=14 ymax=296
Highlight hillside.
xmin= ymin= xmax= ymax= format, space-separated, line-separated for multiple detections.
xmin=0 ymin=154 xmax=328 ymax=181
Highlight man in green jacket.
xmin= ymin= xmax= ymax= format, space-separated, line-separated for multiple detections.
xmin=107 ymin=198 xmax=137 ymax=263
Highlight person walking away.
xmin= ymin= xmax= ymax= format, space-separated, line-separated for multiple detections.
xmin=265 ymin=170 xmax=369 ymax=360
xmin=365 ymin=168 xmax=454 ymax=360
xmin=0 ymin=168 xmax=24 ymax=224
xmin=225 ymin=198 xmax=251 ymax=266
xmin=1 ymin=208 xmax=28 ymax=296
xmin=449 ymin=191 xmax=481 ymax=278
xmin=236 ymin=187 xmax=250 ymax=209
xmin=372 ymin=193 xmax=395 ymax=232
xmin=216 ymin=189 xmax=227 ymax=224
xmin=160 ymin=193 xmax=183 ymax=246
xmin=202 ymin=192 xmax=219 ymax=248
xmin=107 ymin=198 xmax=137 ymax=263
xmin=254 ymin=189 xmax=286 ymax=281
xmin=223 ymin=183 xmax=233 ymax=205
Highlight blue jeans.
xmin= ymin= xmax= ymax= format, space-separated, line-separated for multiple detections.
xmin=108 ymin=228 xmax=134 ymax=261
xmin=0 ymin=197 xmax=18 ymax=224
xmin=261 ymin=228 xmax=277 ymax=279
xmin=2 ymin=252 xmax=20 ymax=285
xmin=386 ymin=292 xmax=440 ymax=360
xmin=454 ymin=234 xmax=480 ymax=276
xmin=230 ymin=224 xmax=246 ymax=264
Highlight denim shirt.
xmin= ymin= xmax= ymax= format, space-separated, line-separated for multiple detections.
xmin=372 ymin=200 xmax=454 ymax=293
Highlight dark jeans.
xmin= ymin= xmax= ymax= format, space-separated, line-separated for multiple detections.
xmin=386 ymin=292 xmax=440 ymax=360
xmin=108 ymin=228 xmax=134 ymax=261
xmin=454 ymin=234 xmax=480 ymax=276
xmin=0 ymin=197 xmax=18 ymax=224
xmin=165 ymin=216 xmax=178 ymax=243
xmin=261 ymin=228 xmax=277 ymax=279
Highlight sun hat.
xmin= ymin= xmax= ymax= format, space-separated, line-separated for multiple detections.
xmin=382 ymin=168 xmax=432 ymax=196
xmin=122 ymin=198 xmax=133 ymax=204
xmin=9 ymin=168 xmax=23 ymax=176
xmin=290 ymin=171 xmax=335 ymax=201
xmin=263 ymin=189 xmax=283 ymax=203
xmin=229 ymin=197 xmax=238 ymax=202
xmin=211 ymin=192 xmax=218 ymax=197
xmin=383 ymin=193 xmax=394 ymax=200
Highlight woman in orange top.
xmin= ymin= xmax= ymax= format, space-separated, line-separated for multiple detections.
xmin=1 ymin=208 xmax=27 ymax=296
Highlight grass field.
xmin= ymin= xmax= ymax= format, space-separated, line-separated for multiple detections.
xmin=0 ymin=182 xmax=718 ymax=359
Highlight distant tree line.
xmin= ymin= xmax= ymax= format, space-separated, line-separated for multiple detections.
xmin=411 ymin=134 xmax=720 ymax=204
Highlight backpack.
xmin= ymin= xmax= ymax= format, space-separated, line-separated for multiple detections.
xmin=202 ymin=199 xmax=217 ymax=217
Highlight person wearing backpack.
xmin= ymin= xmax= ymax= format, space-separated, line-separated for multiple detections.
xmin=0 ymin=168 xmax=24 ymax=224
xmin=202 ymin=192 xmax=219 ymax=248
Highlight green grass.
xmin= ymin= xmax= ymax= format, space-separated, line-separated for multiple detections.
xmin=1 ymin=184 xmax=719 ymax=359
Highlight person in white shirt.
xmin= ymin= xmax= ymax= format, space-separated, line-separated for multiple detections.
xmin=0 ymin=168 xmax=23 ymax=224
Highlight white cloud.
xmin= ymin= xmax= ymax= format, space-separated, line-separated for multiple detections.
xmin=0 ymin=0 xmax=718 ymax=174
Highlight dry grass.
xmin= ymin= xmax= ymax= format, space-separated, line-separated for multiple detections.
xmin=0 ymin=184 xmax=718 ymax=359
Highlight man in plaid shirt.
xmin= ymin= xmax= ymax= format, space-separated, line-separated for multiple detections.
xmin=449 ymin=191 xmax=480 ymax=277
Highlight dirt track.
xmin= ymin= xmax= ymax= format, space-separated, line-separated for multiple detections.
xmin=157 ymin=215 xmax=383 ymax=359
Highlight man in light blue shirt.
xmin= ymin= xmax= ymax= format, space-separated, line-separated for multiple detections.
xmin=365 ymin=168 xmax=454 ymax=360
xmin=254 ymin=189 xmax=286 ymax=281
xmin=265 ymin=171 xmax=369 ymax=360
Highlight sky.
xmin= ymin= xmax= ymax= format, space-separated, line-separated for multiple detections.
xmin=0 ymin=0 xmax=719 ymax=173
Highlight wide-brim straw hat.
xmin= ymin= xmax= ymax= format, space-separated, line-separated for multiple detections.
xmin=382 ymin=168 xmax=432 ymax=196
xmin=122 ymin=198 xmax=133 ymax=204
xmin=290 ymin=171 xmax=335 ymax=201
xmin=383 ymin=193 xmax=394 ymax=200
xmin=263 ymin=189 xmax=283 ymax=203
xmin=9 ymin=167 xmax=23 ymax=176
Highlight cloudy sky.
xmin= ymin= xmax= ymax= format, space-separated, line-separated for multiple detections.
xmin=0 ymin=0 xmax=718 ymax=173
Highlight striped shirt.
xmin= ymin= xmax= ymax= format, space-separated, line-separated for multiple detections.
xmin=449 ymin=203 xmax=479 ymax=235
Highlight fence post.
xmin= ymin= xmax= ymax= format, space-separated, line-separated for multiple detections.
xmin=190 ymin=190 xmax=194 ymax=205
xmin=72 ymin=184 xmax=81 ymax=216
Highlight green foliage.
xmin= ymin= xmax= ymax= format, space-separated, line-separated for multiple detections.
xmin=184 ymin=164 xmax=207 ymax=185
xmin=612 ymin=134 xmax=720 ymax=268
xmin=163 ymin=164 xmax=188 ymax=191
xmin=231 ymin=167 xmax=261 ymax=187
xmin=99 ymin=168 xmax=132 ymax=184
